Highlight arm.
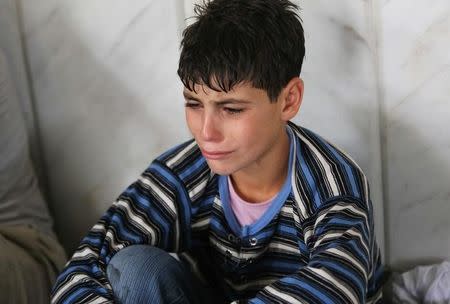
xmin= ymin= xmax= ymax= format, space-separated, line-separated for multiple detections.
xmin=247 ymin=196 xmax=380 ymax=304
xmin=51 ymin=160 xmax=191 ymax=303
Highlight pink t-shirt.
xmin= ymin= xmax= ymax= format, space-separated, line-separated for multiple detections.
xmin=228 ymin=176 xmax=276 ymax=227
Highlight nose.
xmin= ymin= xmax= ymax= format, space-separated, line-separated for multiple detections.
xmin=201 ymin=111 xmax=223 ymax=142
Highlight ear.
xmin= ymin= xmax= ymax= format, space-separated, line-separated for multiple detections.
xmin=279 ymin=77 xmax=304 ymax=121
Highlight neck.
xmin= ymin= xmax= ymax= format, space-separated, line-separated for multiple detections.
xmin=230 ymin=130 xmax=290 ymax=203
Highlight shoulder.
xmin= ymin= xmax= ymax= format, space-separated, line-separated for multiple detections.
xmin=155 ymin=139 xmax=201 ymax=170
xmin=288 ymin=122 xmax=370 ymax=203
xmin=144 ymin=139 xmax=215 ymax=199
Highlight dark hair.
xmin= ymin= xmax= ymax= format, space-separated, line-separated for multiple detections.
xmin=177 ymin=0 xmax=305 ymax=101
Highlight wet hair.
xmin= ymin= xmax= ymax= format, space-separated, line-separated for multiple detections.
xmin=177 ymin=0 xmax=305 ymax=101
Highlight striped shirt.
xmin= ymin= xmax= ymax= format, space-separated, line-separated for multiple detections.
xmin=51 ymin=122 xmax=383 ymax=303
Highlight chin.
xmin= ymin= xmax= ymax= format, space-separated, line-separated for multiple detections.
xmin=206 ymin=162 xmax=236 ymax=176
xmin=209 ymin=167 xmax=234 ymax=176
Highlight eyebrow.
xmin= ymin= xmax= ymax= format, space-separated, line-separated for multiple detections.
xmin=183 ymin=91 xmax=253 ymax=105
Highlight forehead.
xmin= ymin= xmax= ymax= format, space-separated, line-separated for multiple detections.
xmin=183 ymin=82 xmax=270 ymax=101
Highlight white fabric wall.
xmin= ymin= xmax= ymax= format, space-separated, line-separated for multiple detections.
xmin=16 ymin=0 xmax=187 ymax=252
xmin=0 ymin=0 xmax=45 ymax=184
xmin=380 ymin=0 xmax=450 ymax=270
xmin=7 ymin=0 xmax=448 ymax=270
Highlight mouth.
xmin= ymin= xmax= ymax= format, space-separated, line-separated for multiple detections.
xmin=201 ymin=149 xmax=233 ymax=160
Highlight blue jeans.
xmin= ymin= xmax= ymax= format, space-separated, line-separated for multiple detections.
xmin=106 ymin=245 xmax=221 ymax=304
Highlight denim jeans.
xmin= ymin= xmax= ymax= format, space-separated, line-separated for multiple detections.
xmin=107 ymin=245 xmax=221 ymax=304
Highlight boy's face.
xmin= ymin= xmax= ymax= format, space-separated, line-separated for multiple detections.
xmin=183 ymin=82 xmax=289 ymax=176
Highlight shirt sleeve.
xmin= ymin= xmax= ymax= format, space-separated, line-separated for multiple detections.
xmin=51 ymin=160 xmax=191 ymax=303
xmin=246 ymin=196 xmax=379 ymax=304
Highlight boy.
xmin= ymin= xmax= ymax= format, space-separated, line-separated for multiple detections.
xmin=52 ymin=0 xmax=383 ymax=303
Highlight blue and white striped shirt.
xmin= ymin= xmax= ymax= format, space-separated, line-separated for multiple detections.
xmin=51 ymin=122 xmax=383 ymax=303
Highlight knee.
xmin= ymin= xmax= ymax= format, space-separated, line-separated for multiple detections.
xmin=107 ymin=245 xmax=178 ymax=281
xmin=106 ymin=245 xmax=185 ymax=302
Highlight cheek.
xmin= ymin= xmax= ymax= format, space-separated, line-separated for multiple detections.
xmin=185 ymin=111 xmax=199 ymax=134
xmin=232 ymin=119 xmax=262 ymax=146
xmin=241 ymin=113 xmax=279 ymax=145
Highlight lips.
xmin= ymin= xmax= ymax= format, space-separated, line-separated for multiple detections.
xmin=201 ymin=149 xmax=232 ymax=160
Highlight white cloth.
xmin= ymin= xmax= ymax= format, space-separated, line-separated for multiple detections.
xmin=0 ymin=48 xmax=54 ymax=237
xmin=392 ymin=261 xmax=450 ymax=304
xmin=0 ymin=47 xmax=67 ymax=304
